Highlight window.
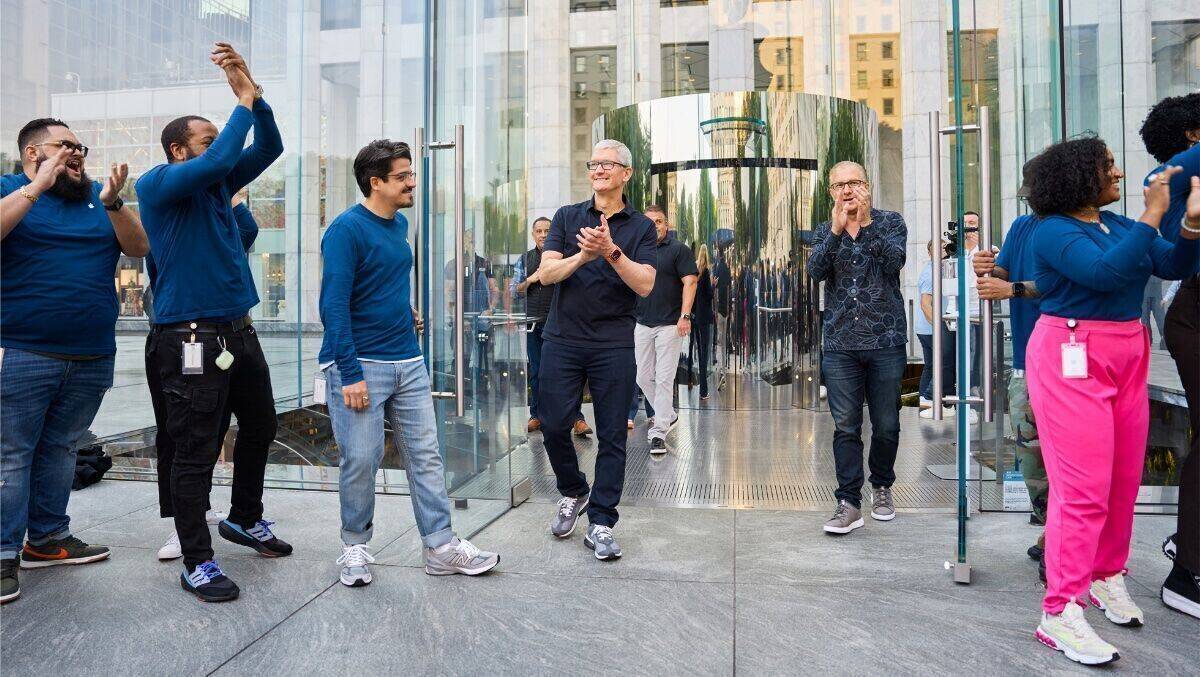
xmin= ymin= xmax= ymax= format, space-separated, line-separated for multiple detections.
xmin=882 ymin=41 xmax=894 ymax=60
xmin=754 ymin=37 xmax=803 ymax=91
xmin=856 ymin=70 xmax=868 ymax=88
xmin=570 ymin=0 xmax=615 ymax=11
xmin=883 ymin=98 xmax=895 ymax=116
xmin=575 ymin=56 xmax=587 ymax=73
xmin=882 ymin=69 xmax=894 ymax=87
xmin=570 ymin=47 xmax=618 ymax=199
xmin=320 ymin=0 xmax=360 ymax=29
xmin=662 ymin=42 xmax=710 ymax=97
xmin=856 ymin=43 xmax=867 ymax=61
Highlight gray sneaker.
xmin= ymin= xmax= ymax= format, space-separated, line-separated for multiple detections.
xmin=823 ymin=500 xmax=864 ymax=534
xmin=551 ymin=493 xmax=589 ymax=538
xmin=584 ymin=524 xmax=622 ymax=560
xmin=870 ymin=485 xmax=895 ymax=521
xmin=424 ymin=537 xmax=499 ymax=576
xmin=337 ymin=543 xmax=375 ymax=587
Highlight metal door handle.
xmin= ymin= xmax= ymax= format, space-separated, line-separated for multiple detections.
xmin=978 ymin=106 xmax=994 ymax=423
xmin=929 ymin=111 xmax=945 ymax=422
xmin=425 ymin=124 xmax=466 ymax=417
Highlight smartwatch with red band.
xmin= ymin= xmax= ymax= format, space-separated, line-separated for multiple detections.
xmin=607 ymin=247 xmax=623 ymax=263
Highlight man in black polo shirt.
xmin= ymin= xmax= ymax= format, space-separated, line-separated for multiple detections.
xmin=634 ymin=205 xmax=697 ymax=453
xmin=537 ymin=139 xmax=656 ymax=561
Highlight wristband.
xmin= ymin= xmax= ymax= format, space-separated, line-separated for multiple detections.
xmin=18 ymin=186 xmax=38 ymax=204
xmin=1183 ymin=215 xmax=1200 ymax=235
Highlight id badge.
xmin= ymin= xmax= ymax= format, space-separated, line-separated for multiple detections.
xmin=182 ymin=341 xmax=204 ymax=375
xmin=1061 ymin=341 xmax=1088 ymax=379
xmin=313 ymin=374 xmax=328 ymax=405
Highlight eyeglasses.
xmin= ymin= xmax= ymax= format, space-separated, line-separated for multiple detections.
xmin=384 ymin=170 xmax=417 ymax=182
xmin=31 ymin=140 xmax=89 ymax=158
xmin=830 ymin=179 xmax=867 ymax=191
xmin=586 ymin=160 xmax=627 ymax=171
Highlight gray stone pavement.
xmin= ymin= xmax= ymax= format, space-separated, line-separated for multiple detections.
xmin=0 ymin=479 xmax=1192 ymax=676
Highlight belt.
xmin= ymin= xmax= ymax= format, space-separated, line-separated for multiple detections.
xmin=155 ymin=315 xmax=253 ymax=333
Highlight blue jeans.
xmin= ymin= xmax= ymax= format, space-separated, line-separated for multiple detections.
xmin=822 ymin=345 xmax=906 ymax=507
xmin=325 ymin=360 xmax=454 ymax=549
xmin=1 ymin=349 xmax=113 ymax=559
xmin=627 ymin=384 xmax=655 ymax=421
xmin=916 ymin=324 xmax=956 ymax=402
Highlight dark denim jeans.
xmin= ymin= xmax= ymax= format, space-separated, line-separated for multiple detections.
xmin=916 ymin=324 xmax=956 ymax=402
xmin=1 ymin=349 xmax=113 ymax=559
xmin=821 ymin=345 xmax=907 ymax=508
xmin=627 ymin=384 xmax=654 ymax=421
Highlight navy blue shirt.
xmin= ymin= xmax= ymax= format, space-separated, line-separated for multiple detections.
xmin=636 ymin=232 xmax=698 ymax=327
xmin=995 ymin=214 xmax=1041 ymax=370
xmin=1032 ymin=211 xmax=1199 ymax=321
xmin=1 ymin=175 xmax=122 ymax=355
xmin=543 ymin=196 xmax=657 ymax=348
xmin=1144 ymin=141 xmax=1200 ymax=244
xmin=807 ymin=208 xmax=908 ymax=351
xmin=318 ymin=204 xmax=421 ymax=385
xmin=135 ymin=99 xmax=283 ymax=323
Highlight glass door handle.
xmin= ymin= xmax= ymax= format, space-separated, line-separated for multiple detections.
xmin=424 ymin=124 xmax=467 ymax=417
xmin=978 ymin=106 xmax=994 ymax=424
xmin=929 ymin=111 xmax=946 ymax=422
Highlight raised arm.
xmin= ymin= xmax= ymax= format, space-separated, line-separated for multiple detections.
xmin=224 ymin=98 xmax=284 ymax=194
xmin=1034 ymin=218 xmax=1159 ymax=292
xmin=535 ymin=208 xmax=589 ymax=285
xmin=135 ymin=105 xmax=254 ymax=206
xmin=878 ymin=214 xmax=908 ymax=275
xmin=806 ymin=220 xmax=840 ymax=282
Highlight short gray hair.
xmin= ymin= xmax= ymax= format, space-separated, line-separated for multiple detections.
xmin=828 ymin=160 xmax=867 ymax=182
xmin=593 ymin=139 xmax=633 ymax=167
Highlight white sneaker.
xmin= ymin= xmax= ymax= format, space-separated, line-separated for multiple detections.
xmin=336 ymin=543 xmax=375 ymax=587
xmin=424 ymin=537 xmax=499 ymax=576
xmin=157 ymin=531 xmax=182 ymax=561
xmin=919 ymin=406 xmax=955 ymax=420
xmin=919 ymin=397 xmax=933 ymax=409
xmin=1089 ymin=573 xmax=1145 ymax=627
xmin=1035 ymin=601 xmax=1120 ymax=665
xmin=206 ymin=509 xmax=227 ymax=525
xmin=819 ymin=386 xmax=827 ymax=400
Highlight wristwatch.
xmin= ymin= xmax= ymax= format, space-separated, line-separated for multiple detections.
xmin=253 ymin=83 xmax=264 ymax=100
xmin=681 ymin=313 xmax=694 ymax=321
xmin=607 ymin=247 xmax=623 ymax=263
xmin=1011 ymin=281 xmax=1026 ymax=299
xmin=104 ymin=197 xmax=124 ymax=212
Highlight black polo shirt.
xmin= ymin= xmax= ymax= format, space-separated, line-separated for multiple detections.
xmin=636 ymin=232 xmax=698 ymax=327
xmin=543 ymin=196 xmax=657 ymax=348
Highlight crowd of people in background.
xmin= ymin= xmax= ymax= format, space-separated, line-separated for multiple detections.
xmin=1 ymin=39 xmax=1196 ymax=669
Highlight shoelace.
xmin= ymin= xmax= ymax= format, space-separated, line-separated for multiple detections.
xmin=1101 ymin=574 xmax=1135 ymax=608
xmin=1059 ymin=604 xmax=1094 ymax=641
xmin=247 ymin=520 xmax=277 ymax=542
xmin=190 ymin=560 xmax=224 ymax=585
xmin=591 ymin=526 xmax=614 ymax=543
xmin=832 ymin=502 xmax=848 ymax=519
xmin=558 ymin=497 xmax=578 ymax=518
xmin=449 ymin=539 xmax=482 ymax=565
xmin=876 ymin=487 xmax=892 ymax=505
xmin=337 ymin=544 xmax=375 ymax=568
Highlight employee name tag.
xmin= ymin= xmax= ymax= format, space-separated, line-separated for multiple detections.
xmin=313 ymin=374 xmax=328 ymax=405
xmin=1061 ymin=335 xmax=1088 ymax=379
xmin=182 ymin=340 xmax=204 ymax=375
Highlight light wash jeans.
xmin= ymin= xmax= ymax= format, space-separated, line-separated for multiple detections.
xmin=1 ymin=349 xmax=113 ymax=559
xmin=325 ymin=359 xmax=454 ymax=549
xmin=634 ymin=323 xmax=685 ymax=441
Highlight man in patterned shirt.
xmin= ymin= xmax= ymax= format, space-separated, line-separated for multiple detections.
xmin=807 ymin=161 xmax=908 ymax=535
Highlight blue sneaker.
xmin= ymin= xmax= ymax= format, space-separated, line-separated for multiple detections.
xmin=180 ymin=560 xmax=239 ymax=602
xmin=218 ymin=519 xmax=293 ymax=557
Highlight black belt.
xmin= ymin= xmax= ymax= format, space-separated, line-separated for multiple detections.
xmin=155 ymin=314 xmax=253 ymax=333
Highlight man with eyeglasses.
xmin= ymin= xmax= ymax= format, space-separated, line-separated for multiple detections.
xmin=136 ymin=43 xmax=287 ymax=602
xmin=537 ymin=140 xmax=657 ymax=560
xmin=318 ymin=140 xmax=499 ymax=587
xmin=1 ymin=118 xmax=149 ymax=604
xmin=807 ymin=161 xmax=908 ymax=536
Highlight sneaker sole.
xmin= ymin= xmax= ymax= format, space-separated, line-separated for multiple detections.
xmin=1034 ymin=627 xmax=1119 ymax=665
xmin=157 ymin=549 xmax=183 ymax=561
xmin=218 ymin=522 xmax=291 ymax=558
xmin=1161 ymin=587 xmax=1200 ymax=619
xmin=649 ymin=445 xmax=668 ymax=456
xmin=179 ymin=577 xmax=240 ymax=603
xmin=341 ymin=572 xmax=373 ymax=587
xmin=551 ymin=500 xmax=589 ymax=539
xmin=823 ymin=518 xmax=865 ymax=534
xmin=870 ymin=509 xmax=895 ymax=521
xmin=19 ymin=551 xmax=110 ymax=569
xmin=1089 ymin=592 xmax=1144 ymax=627
xmin=424 ymin=555 xmax=500 ymax=576
xmin=584 ymin=536 xmax=621 ymax=560
xmin=0 ymin=589 xmax=18 ymax=604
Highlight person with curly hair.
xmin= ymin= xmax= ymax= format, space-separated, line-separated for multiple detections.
xmin=1024 ymin=136 xmax=1200 ymax=665
xmin=1140 ymin=92 xmax=1200 ymax=621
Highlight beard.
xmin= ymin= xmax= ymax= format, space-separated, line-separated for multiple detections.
xmin=37 ymin=156 xmax=92 ymax=202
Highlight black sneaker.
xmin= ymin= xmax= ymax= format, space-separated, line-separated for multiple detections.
xmin=180 ymin=560 xmax=240 ymax=602
xmin=1 ymin=558 xmax=19 ymax=604
xmin=1161 ymin=563 xmax=1200 ymax=619
xmin=20 ymin=536 xmax=110 ymax=568
xmin=1027 ymin=543 xmax=1044 ymax=561
xmin=219 ymin=519 xmax=293 ymax=557
xmin=1163 ymin=533 xmax=1177 ymax=561
xmin=649 ymin=437 xmax=667 ymax=455
xmin=1029 ymin=512 xmax=1046 ymax=526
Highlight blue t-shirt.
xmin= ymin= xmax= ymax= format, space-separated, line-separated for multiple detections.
xmin=915 ymin=263 xmax=935 ymax=335
xmin=995 ymin=214 xmax=1041 ymax=369
xmin=1032 ymin=211 xmax=1199 ymax=321
xmin=1145 ymin=141 xmax=1200 ymax=244
xmin=543 ymin=197 xmax=657 ymax=348
xmin=134 ymin=100 xmax=283 ymax=324
xmin=317 ymin=204 xmax=422 ymax=385
xmin=1 ymin=174 xmax=122 ymax=355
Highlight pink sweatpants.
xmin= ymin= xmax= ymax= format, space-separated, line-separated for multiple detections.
xmin=1025 ymin=315 xmax=1150 ymax=614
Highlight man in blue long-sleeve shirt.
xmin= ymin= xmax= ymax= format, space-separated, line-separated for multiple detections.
xmin=136 ymin=44 xmax=288 ymax=602
xmin=807 ymin=161 xmax=908 ymax=535
xmin=318 ymin=140 xmax=499 ymax=587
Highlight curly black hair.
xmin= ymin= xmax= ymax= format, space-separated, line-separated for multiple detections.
xmin=1025 ymin=136 xmax=1112 ymax=217
xmin=1139 ymin=93 xmax=1200 ymax=163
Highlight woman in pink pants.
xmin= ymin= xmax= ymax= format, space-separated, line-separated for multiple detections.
xmin=1023 ymin=137 xmax=1200 ymax=666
